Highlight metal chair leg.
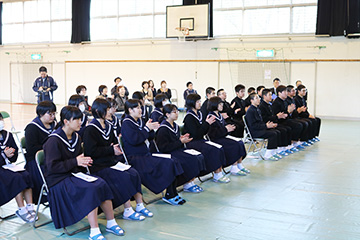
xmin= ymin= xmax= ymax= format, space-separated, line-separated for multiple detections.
xmin=63 ymin=225 xmax=90 ymax=236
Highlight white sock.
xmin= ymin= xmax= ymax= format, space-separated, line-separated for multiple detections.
xmin=18 ymin=206 xmax=28 ymax=215
xmin=271 ymin=149 xmax=278 ymax=155
xmin=123 ymin=207 xmax=135 ymax=218
xmin=90 ymin=227 xmax=101 ymax=237
xmin=106 ymin=219 xmax=117 ymax=229
xmin=26 ymin=204 xmax=35 ymax=211
xmin=264 ymin=149 xmax=273 ymax=158
xmin=280 ymin=147 xmax=286 ymax=151
xmin=237 ymin=163 xmax=244 ymax=170
xmin=136 ymin=203 xmax=145 ymax=212
xmin=230 ymin=165 xmax=240 ymax=173
xmin=213 ymin=172 xmax=223 ymax=180
xmin=287 ymin=145 xmax=293 ymax=150
xmin=183 ymin=181 xmax=195 ymax=189
xmin=276 ymin=148 xmax=281 ymax=153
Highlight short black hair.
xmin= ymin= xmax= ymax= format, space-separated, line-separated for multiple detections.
xmin=114 ymin=77 xmax=122 ymax=83
xmin=124 ymin=99 xmax=140 ymax=115
xmin=186 ymin=93 xmax=201 ymax=109
xmin=68 ymin=94 xmax=84 ymax=107
xmin=36 ymin=100 xmax=56 ymax=117
xmin=205 ymin=87 xmax=215 ymax=96
xmin=247 ymin=87 xmax=255 ymax=94
xmin=186 ymin=81 xmax=193 ymax=87
xmin=98 ymin=85 xmax=107 ymax=94
xmin=235 ymin=84 xmax=245 ymax=93
xmin=76 ymin=85 xmax=87 ymax=94
xmin=91 ymin=98 xmax=110 ymax=119
xmin=276 ymin=85 xmax=287 ymax=95
xmin=60 ymin=106 xmax=82 ymax=126
xmin=39 ymin=66 xmax=47 ymax=73
xmin=154 ymin=94 xmax=167 ymax=108
xmin=297 ymin=84 xmax=306 ymax=91
xmin=256 ymin=85 xmax=265 ymax=93
xmin=262 ymin=88 xmax=271 ymax=98
xmin=107 ymin=97 xmax=118 ymax=109
xmin=207 ymin=96 xmax=222 ymax=112
xmin=295 ymin=80 xmax=302 ymax=85
xmin=132 ymin=91 xmax=144 ymax=100
xmin=249 ymin=93 xmax=258 ymax=101
xmin=217 ymin=89 xmax=224 ymax=96
xmin=273 ymin=78 xmax=280 ymax=82
xmin=163 ymin=104 xmax=178 ymax=118
xmin=286 ymin=85 xmax=294 ymax=92
xmin=142 ymin=81 xmax=149 ymax=88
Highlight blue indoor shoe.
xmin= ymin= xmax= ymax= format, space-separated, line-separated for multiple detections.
xmin=274 ymin=154 xmax=282 ymax=159
xmin=307 ymin=140 xmax=314 ymax=145
xmin=240 ymin=168 xmax=251 ymax=174
xmin=184 ymin=185 xmax=202 ymax=193
xmin=106 ymin=225 xmax=125 ymax=236
xmin=297 ymin=145 xmax=305 ymax=150
xmin=89 ymin=233 xmax=106 ymax=240
xmin=314 ymin=137 xmax=320 ymax=142
xmin=123 ymin=212 xmax=145 ymax=221
xmin=285 ymin=149 xmax=293 ymax=154
xmin=162 ymin=196 xmax=185 ymax=206
xmin=194 ymin=185 xmax=204 ymax=192
xmin=290 ymin=147 xmax=299 ymax=152
xmin=278 ymin=151 xmax=288 ymax=156
xmin=136 ymin=207 xmax=153 ymax=217
xmin=302 ymin=142 xmax=310 ymax=147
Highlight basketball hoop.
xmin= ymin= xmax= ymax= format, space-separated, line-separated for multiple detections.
xmin=175 ymin=27 xmax=190 ymax=42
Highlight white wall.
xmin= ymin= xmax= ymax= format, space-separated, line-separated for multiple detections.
xmin=0 ymin=36 xmax=359 ymax=119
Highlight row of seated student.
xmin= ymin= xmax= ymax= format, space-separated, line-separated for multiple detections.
xmin=1 ymin=80 xmax=319 ymax=239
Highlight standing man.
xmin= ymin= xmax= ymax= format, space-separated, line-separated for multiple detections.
xmin=33 ymin=66 xmax=58 ymax=103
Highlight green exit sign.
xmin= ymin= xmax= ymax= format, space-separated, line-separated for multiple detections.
xmin=31 ymin=54 xmax=42 ymax=60
xmin=256 ymin=50 xmax=274 ymax=58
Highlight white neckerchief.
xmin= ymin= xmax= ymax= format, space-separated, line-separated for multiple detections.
xmin=49 ymin=132 xmax=79 ymax=152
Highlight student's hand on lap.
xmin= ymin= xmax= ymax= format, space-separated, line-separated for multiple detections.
xmin=266 ymin=121 xmax=276 ymax=129
xmin=206 ymin=115 xmax=216 ymax=125
xmin=225 ymin=124 xmax=235 ymax=132
xmin=4 ymin=147 xmax=15 ymax=158
xmin=77 ymin=154 xmax=93 ymax=167
xmin=113 ymin=144 xmax=123 ymax=156
xmin=180 ymin=133 xmax=193 ymax=143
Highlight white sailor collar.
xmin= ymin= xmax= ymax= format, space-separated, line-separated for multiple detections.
xmin=208 ymin=111 xmax=223 ymax=122
xmin=49 ymin=128 xmax=79 ymax=152
xmin=0 ymin=130 xmax=10 ymax=149
xmin=159 ymin=120 xmax=179 ymax=135
xmin=186 ymin=110 xmax=203 ymax=124
xmin=153 ymin=108 xmax=163 ymax=116
xmin=88 ymin=118 xmax=112 ymax=140
xmin=123 ymin=115 xmax=145 ymax=129
xmin=30 ymin=117 xmax=55 ymax=135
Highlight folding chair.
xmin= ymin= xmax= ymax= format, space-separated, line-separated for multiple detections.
xmin=34 ymin=150 xmax=89 ymax=236
xmin=242 ymin=115 xmax=267 ymax=160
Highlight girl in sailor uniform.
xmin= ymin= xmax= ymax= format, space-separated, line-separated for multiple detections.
xmin=24 ymin=100 xmax=56 ymax=204
xmin=182 ymin=94 xmax=230 ymax=183
xmin=207 ymin=96 xmax=249 ymax=176
xmin=149 ymin=93 xmax=168 ymax=123
xmin=68 ymin=94 xmax=89 ymax=138
xmin=44 ymin=106 xmax=124 ymax=240
xmin=132 ymin=91 xmax=149 ymax=123
xmin=121 ymin=99 xmax=186 ymax=206
xmin=106 ymin=98 xmax=122 ymax=137
xmin=83 ymin=98 xmax=153 ymax=220
xmin=155 ymin=104 xmax=206 ymax=192
xmin=0 ymin=113 xmax=36 ymax=223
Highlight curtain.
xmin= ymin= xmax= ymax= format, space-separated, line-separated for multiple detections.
xmin=183 ymin=0 xmax=213 ymax=37
xmin=71 ymin=0 xmax=91 ymax=43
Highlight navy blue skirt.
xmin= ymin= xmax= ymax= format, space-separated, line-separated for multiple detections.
xmin=0 ymin=168 xmax=33 ymax=206
xmin=49 ymin=175 xmax=113 ymax=229
xmin=187 ymin=140 xmax=226 ymax=175
xmin=25 ymin=160 xmax=47 ymax=204
xmin=93 ymin=167 xmax=142 ymax=209
xmin=128 ymin=153 xmax=184 ymax=194
xmin=212 ymin=138 xmax=247 ymax=167
xmin=171 ymin=149 xmax=205 ymax=186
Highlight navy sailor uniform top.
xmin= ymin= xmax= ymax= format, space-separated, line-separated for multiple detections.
xmin=182 ymin=110 xmax=209 ymax=141
xmin=155 ymin=120 xmax=184 ymax=153
xmin=44 ymin=128 xmax=84 ymax=188
xmin=207 ymin=111 xmax=229 ymax=140
xmin=106 ymin=115 xmax=121 ymax=137
xmin=0 ymin=130 xmax=19 ymax=165
xmin=149 ymin=107 xmax=164 ymax=123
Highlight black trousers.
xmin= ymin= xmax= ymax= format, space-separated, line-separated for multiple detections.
xmin=305 ymin=117 xmax=321 ymax=137
xmin=253 ymin=129 xmax=280 ymax=150
xmin=280 ymin=119 xmax=303 ymax=141
xmin=276 ymin=125 xmax=292 ymax=147
xmin=294 ymin=118 xmax=311 ymax=141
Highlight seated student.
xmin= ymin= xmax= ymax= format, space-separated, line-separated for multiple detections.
xmin=259 ymin=89 xmax=298 ymax=155
xmin=76 ymin=85 xmax=91 ymax=114
xmin=257 ymin=85 xmax=265 ymax=100
xmin=149 ymin=80 xmax=157 ymax=98
xmin=271 ymin=85 xmax=306 ymax=150
xmin=24 ymin=100 xmax=56 ymax=204
xmin=244 ymin=87 xmax=255 ymax=108
xmin=83 ymin=99 xmax=152 ymax=221
xmin=200 ymin=87 xmax=216 ymax=118
xmin=0 ymin=113 xmax=36 ymax=223
xmin=207 ymin=97 xmax=249 ymax=177
xmin=149 ymin=94 xmax=168 ymax=123
xmin=155 ymin=104 xmax=205 ymax=192
xmin=295 ymin=80 xmax=307 ymax=101
xmin=245 ymin=93 xmax=282 ymax=161
xmin=183 ymin=94 xmax=230 ymax=183
xmin=183 ymin=81 xmax=198 ymax=101
xmin=217 ymin=89 xmax=243 ymax=138
xmin=294 ymin=84 xmax=321 ymax=142
xmin=142 ymin=81 xmax=154 ymax=115
xmin=97 ymin=85 xmax=108 ymax=99
xmin=230 ymin=84 xmax=246 ymax=138
xmin=44 ymin=106 xmax=124 ymax=239
xmin=286 ymin=85 xmax=315 ymax=145
xmin=115 ymin=85 xmax=128 ymax=112
xmin=132 ymin=91 xmax=149 ymax=123
xmin=121 ymin=99 xmax=185 ymax=205
xmin=157 ymin=80 xmax=172 ymax=100
xmin=106 ymin=98 xmax=122 ymax=137
xmin=68 ymin=94 xmax=88 ymax=138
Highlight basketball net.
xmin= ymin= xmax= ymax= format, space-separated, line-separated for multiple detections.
xmin=175 ymin=27 xmax=190 ymax=42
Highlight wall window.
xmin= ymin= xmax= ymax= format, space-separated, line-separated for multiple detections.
xmin=2 ymin=0 xmax=72 ymax=44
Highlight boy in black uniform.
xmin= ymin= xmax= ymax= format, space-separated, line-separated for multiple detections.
xmin=244 ymin=87 xmax=255 ymax=108
xmin=200 ymin=87 xmax=216 ymax=117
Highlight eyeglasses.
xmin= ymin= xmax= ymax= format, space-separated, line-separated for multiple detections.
xmin=171 ymin=110 xmax=179 ymax=114
xmin=46 ymin=112 xmax=56 ymax=117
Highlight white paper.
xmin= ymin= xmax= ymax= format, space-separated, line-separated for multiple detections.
xmin=264 ymin=69 xmax=271 ymax=80
xmin=152 ymin=153 xmax=172 ymax=159
xmin=2 ymin=163 xmax=25 ymax=172
xmin=184 ymin=149 xmax=202 ymax=156
xmin=111 ymin=162 xmax=131 ymax=171
xmin=205 ymin=141 xmax=222 ymax=149
xmin=226 ymin=135 xmax=242 ymax=142
xmin=72 ymin=172 xmax=98 ymax=182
